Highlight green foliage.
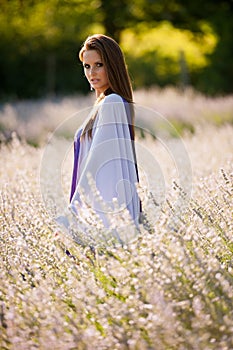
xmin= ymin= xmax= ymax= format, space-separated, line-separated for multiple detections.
xmin=0 ymin=0 xmax=232 ymax=98
xmin=121 ymin=21 xmax=217 ymax=90
xmin=0 ymin=0 xmax=102 ymax=98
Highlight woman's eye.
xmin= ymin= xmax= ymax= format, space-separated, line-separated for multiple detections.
xmin=96 ymin=62 xmax=103 ymax=67
xmin=84 ymin=64 xmax=90 ymax=69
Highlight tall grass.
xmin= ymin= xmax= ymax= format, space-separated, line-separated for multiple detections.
xmin=0 ymin=90 xmax=233 ymax=349
xmin=1 ymin=87 xmax=233 ymax=145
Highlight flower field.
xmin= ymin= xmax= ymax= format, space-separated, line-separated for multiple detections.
xmin=0 ymin=89 xmax=233 ymax=349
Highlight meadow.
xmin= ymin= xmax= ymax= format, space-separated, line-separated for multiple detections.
xmin=0 ymin=88 xmax=233 ymax=349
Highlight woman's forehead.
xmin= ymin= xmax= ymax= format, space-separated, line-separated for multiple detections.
xmin=83 ymin=50 xmax=102 ymax=63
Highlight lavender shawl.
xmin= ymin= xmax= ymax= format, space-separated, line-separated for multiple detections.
xmin=69 ymin=93 xmax=140 ymax=228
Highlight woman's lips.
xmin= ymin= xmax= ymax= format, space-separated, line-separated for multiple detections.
xmin=90 ymin=79 xmax=99 ymax=85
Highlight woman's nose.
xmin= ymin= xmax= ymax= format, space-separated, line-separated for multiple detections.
xmin=90 ymin=66 xmax=96 ymax=75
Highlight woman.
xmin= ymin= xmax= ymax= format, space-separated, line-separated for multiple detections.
xmin=69 ymin=34 xmax=141 ymax=237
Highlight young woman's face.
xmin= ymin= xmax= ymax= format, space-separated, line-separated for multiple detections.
xmin=83 ymin=50 xmax=110 ymax=97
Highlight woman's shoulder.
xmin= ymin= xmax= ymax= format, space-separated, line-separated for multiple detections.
xmin=103 ymin=93 xmax=123 ymax=104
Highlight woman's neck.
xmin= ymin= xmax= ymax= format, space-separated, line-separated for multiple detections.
xmin=95 ymin=88 xmax=114 ymax=104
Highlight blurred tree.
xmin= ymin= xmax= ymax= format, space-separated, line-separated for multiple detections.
xmin=180 ymin=0 xmax=233 ymax=94
xmin=149 ymin=0 xmax=233 ymax=94
xmin=154 ymin=0 xmax=233 ymax=94
xmin=100 ymin=0 xmax=133 ymax=42
xmin=0 ymin=0 xmax=101 ymax=98
xmin=100 ymin=0 xmax=233 ymax=94
xmin=0 ymin=0 xmax=232 ymax=98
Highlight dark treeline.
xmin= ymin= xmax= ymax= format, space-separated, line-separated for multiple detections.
xmin=0 ymin=0 xmax=232 ymax=100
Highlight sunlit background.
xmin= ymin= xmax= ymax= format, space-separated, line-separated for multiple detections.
xmin=0 ymin=0 xmax=232 ymax=99
xmin=0 ymin=2 xmax=233 ymax=349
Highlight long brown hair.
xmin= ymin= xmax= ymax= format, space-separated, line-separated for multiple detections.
xmin=79 ymin=34 xmax=134 ymax=139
